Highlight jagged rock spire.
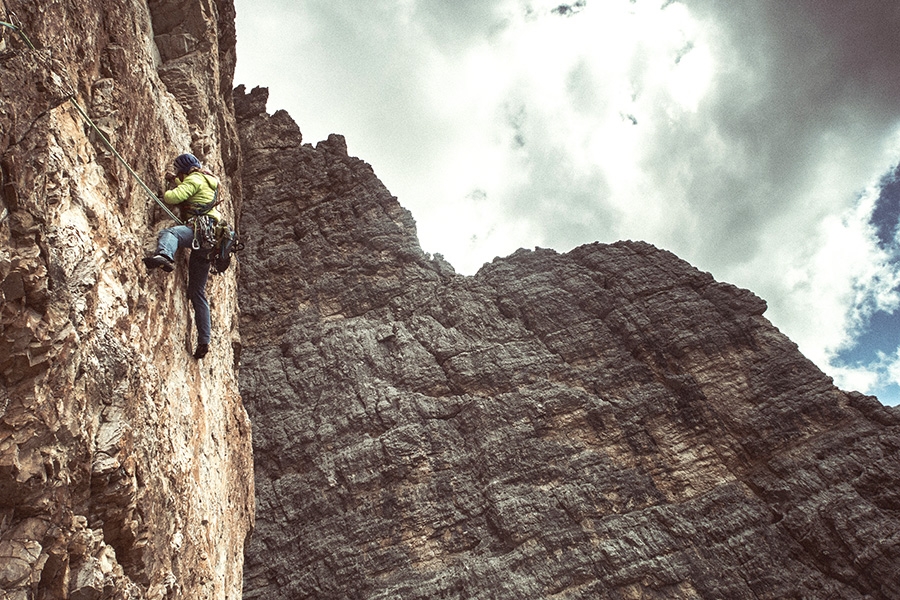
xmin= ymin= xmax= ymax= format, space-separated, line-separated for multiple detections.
xmin=235 ymin=87 xmax=900 ymax=599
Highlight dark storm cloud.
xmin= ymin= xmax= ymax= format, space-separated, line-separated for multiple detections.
xmin=686 ymin=0 xmax=900 ymax=107
xmin=642 ymin=0 xmax=900 ymax=271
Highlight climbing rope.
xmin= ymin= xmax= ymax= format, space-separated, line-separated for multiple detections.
xmin=1 ymin=13 xmax=185 ymax=226
xmin=0 ymin=12 xmax=34 ymax=50
xmin=67 ymin=98 xmax=184 ymax=225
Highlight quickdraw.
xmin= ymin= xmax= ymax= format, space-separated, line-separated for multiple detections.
xmin=190 ymin=215 xmax=216 ymax=251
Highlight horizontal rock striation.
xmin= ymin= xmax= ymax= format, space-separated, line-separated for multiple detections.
xmin=236 ymin=87 xmax=900 ymax=599
xmin=0 ymin=1 xmax=252 ymax=598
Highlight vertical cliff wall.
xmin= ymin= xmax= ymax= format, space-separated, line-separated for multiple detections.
xmin=0 ymin=1 xmax=252 ymax=598
xmin=235 ymin=87 xmax=900 ymax=599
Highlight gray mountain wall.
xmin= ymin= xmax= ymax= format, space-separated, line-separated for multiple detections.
xmin=235 ymin=86 xmax=900 ymax=600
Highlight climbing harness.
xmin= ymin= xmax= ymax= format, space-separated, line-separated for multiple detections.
xmin=1 ymin=13 xmax=184 ymax=226
xmin=183 ymin=176 xmax=220 ymax=250
xmin=180 ymin=179 xmax=244 ymax=270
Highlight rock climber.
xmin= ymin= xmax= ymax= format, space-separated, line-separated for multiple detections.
xmin=143 ymin=153 xmax=221 ymax=359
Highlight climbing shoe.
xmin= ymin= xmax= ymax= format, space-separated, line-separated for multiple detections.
xmin=143 ymin=253 xmax=175 ymax=272
xmin=193 ymin=343 xmax=209 ymax=359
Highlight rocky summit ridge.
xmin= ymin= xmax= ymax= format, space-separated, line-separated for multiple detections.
xmin=1 ymin=2 xmax=899 ymax=600
xmin=234 ymin=85 xmax=900 ymax=599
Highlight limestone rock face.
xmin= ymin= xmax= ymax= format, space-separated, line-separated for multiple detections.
xmin=0 ymin=1 xmax=252 ymax=598
xmin=236 ymin=88 xmax=900 ymax=599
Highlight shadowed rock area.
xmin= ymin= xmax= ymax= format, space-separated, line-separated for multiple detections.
xmin=236 ymin=86 xmax=900 ymax=599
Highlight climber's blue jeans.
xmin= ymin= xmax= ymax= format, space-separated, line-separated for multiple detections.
xmin=156 ymin=225 xmax=211 ymax=345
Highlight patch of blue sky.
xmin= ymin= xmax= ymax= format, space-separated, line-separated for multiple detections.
xmin=836 ymin=175 xmax=900 ymax=406
xmin=835 ymin=310 xmax=900 ymax=405
xmin=871 ymin=167 xmax=900 ymax=249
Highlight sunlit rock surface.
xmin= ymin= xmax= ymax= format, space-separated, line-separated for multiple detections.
xmin=236 ymin=87 xmax=900 ymax=599
xmin=0 ymin=1 xmax=252 ymax=598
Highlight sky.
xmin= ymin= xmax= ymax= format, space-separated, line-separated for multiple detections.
xmin=232 ymin=0 xmax=900 ymax=407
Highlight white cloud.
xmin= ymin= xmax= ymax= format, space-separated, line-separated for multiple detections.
xmin=779 ymin=182 xmax=900 ymax=366
xmin=887 ymin=351 xmax=900 ymax=385
xmin=831 ymin=346 xmax=900 ymax=403
xmin=402 ymin=0 xmax=725 ymax=269
xmin=233 ymin=0 xmax=900 ymax=405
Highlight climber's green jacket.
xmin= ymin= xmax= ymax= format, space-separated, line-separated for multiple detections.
xmin=164 ymin=170 xmax=222 ymax=221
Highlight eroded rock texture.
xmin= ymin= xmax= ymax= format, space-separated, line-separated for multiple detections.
xmin=0 ymin=1 xmax=252 ymax=598
xmin=236 ymin=87 xmax=900 ymax=599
